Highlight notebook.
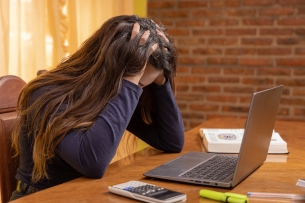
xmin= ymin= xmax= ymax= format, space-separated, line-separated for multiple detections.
xmin=144 ymin=85 xmax=284 ymax=188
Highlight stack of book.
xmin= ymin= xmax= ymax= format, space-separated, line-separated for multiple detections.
xmin=199 ymin=128 xmax=288 ymax=154
xmin=296 ymin=179 xmax=305 ymax=188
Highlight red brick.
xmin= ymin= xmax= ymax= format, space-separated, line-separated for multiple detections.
xmin=192 ymin=10 xmax=223 ymax=18
xmin=281 ymin=98 xmax=305 ymax=105
xmin=190 ymin=104 xmax=219 ymax=111
xmin=259 ymin=28 xmax=293 ymax=35
xmin=294 ymin=68 xmax=305 ymax=75
xmin=240 ymin=96 xmax=253 ymax=103
xmin=176 ymin=93 xmax=204 ymax=101
xmin=225 ymin=48 xmax=255 ymax=55
xmin=176 ymin=19 xmax=205 ymax=27
xmin=277 ymin=59 xmax=305 ymax=67
xmin=148 ymin=1 xmax=175 ymax=9
xmin=180 ymin=112 xmax=204 ymax=119
xmin=179 ymin=56 xmax=206 ymax=64
xmin=277 ymin=108 xmax=290 ymax=116
xmin=296 ymin=48 xmax=305 ymax=55
xmin=177 ymin=103 xmax=187 ymax=110
xmin=298 ymin=7 xmax=305 ymax=14
xmin=259 ymin=8 xmax=294 ymax=16
xmin=192 ymin=67 xmax=221 ymax=74
xmin=193 ymin=29 xmax=223 ymax=36
xmin=177 ymin=38 xmax=205 ymax=46
xmin=241 ymin=38 xmax=272 ymax=45
xmin=293 ymin=89 xmax=305 ymax=96
xmin=257 ymin=68 xmax=291 ymax=76
xmin=208 ymin=77 xmax=239 ymax=83
xmin=226 ymin=29 xmax=256 ymax=35
xmin=192 ymin=85 xmax=221 ymax=93
xmin=167 ymin=29 xmax=189 ymax=36
xmin=244 ymin=0 xmax=276 ymax=6
xmin=176 ymin=84 xmax=190 ymax=91
xmin=222 ymin=105 xmax=250 ymax=113
xmin=177 ymin=47 xmax=189 ymax=55
xmin=224 ymin=87 xmax=254 ymax=93
xmin=177 ymin=66 xmax=190 ymax=73
xmin=240 ymin=58 xmax=273 ymax=66
xmin=209 ymin=19 xmax=239 ymax=26
xmin=208 ymin=38 xmax=238 ymax=45
xmin=206 ymin=114 xmax=239 ymax=120
xmin=276 ymin=78 xmax=305 ymax=86
xmin=257 ymin=48 xmax=292 ymax=55
xmin=279 ymin=0 xmax=305 ymax=6
xmin=223 ymin=67 xmax=255 ymax=75
xmin=147 ymin=10 xmax=159 ymax=18
xmin=160 ymin=11 xmax=189 ymax=18
xmin=242 ymin=19 xmax=274 ymax=26
xmin=207 ymin=58 xmax=238 ymax=65
xmin=226 ymin=9 xmax=256 ymax=17
xmin=295 ymin=28 xmax=305 ymax=35
xmin=207 ymin=95 xmax=237 ymax=102
xmin=295 ymin=108 xmax=305 ymax=116
xmin=178 ymin=1 xmax=207 ymax=8
xmin=182 ymin=112 xmax=204 ymax=119
xmin=277 ymin=37 xmax=299 ymax=45
xmin=176 ymin=76 xmax=206 ymax=83
xmin=193 ymin=48 xmax=222 ymax=55
xmin=211 ymin=0 xmax=240 ymax=7
xmin=242 ymin=78 xmax=274 ymax=85
xmin=160 ymin=20 xmax=174 ymax=27
xmin=278 ymin=17 xmax=305 ymax=26
xmin=280 ymin=88 xmax=290 ymax=95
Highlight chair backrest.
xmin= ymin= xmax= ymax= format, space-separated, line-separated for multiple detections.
xmin=0 ymin=75 xmax=26 ymax=203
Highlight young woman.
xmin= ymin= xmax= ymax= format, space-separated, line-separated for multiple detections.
xmin=11 ymin=15 xmax=184 ymax=200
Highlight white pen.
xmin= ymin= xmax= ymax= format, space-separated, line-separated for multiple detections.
xmin=247 ymin=192 xmax=305 ymax=200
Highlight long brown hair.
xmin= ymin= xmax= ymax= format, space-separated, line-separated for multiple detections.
xmin=12 ymin=15 xmax=178 ymax=182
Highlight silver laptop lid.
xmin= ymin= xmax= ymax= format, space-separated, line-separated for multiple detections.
xmin=232 ymin=85 xmax=283 ymax=187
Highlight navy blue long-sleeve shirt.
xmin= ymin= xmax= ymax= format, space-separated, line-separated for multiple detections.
xmin=16 ymin=79 xmax=184 ymax=189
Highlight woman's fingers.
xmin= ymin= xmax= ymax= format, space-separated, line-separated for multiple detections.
xmin=140 ymin=30 xmax=150 ymax=45
xmin=149 ymin=43 xmax=158 ymax=56
xmin=151 ymin=19 xmax=169 ymax=43
xmin=157 ymin=30 xmax=169 ymax=43
xmin=131 ymin=22 xmax=151 ymax=46
xmin=131 ymin=22 xmax=140 ymax=40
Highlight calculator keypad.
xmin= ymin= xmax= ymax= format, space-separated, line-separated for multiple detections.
xmin=112 ymin=181 xmax=166 ymax=196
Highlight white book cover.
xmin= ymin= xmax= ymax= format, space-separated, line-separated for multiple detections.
xmin=199 ymin=128 xmax=288 ymax=154
xmin=296 ymin=179 xmax=305 ymax=188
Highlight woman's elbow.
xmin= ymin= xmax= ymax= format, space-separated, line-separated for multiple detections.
xmin=81 ymin=164 xmax=108 ymax=179
xmin=172 ymin=142 xmax=184 ymax=153
xmin=84 ymin=169 xmax=106 ymax=179
xmin=165 ymin=136 xmax=185 ymax=153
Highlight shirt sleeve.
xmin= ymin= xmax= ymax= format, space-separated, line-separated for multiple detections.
xmin=56 ymin=80 xmax=142 ymax=178
xmin=126 ymin=80 xmax=185 ymax=153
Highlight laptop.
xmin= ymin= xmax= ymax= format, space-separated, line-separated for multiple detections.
xmin=144 ymin=85 xmax=284 ymax=188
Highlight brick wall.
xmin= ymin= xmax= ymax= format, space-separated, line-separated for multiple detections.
xmin=147 ymin=0 xmax=305 ymax=130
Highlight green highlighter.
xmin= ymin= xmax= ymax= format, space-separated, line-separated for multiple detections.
xmin=200 ymin=189 xmax=248 ymax=203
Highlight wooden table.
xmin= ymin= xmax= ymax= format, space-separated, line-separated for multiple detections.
xmin=10 ymin=118 xmax=305 ymax=203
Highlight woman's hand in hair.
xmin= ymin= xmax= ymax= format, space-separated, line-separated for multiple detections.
xmin=135 ymin=21 xmax=168 ymax=87
xmin=123 ymin=22 xmax=158 ymax=86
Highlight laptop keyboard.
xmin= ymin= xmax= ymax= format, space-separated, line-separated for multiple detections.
xmin=181 ymin=155 xmax=238 ymax=181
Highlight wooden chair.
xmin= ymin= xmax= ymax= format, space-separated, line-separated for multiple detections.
xmin=0 ymin=75 xmax=26 ymax=203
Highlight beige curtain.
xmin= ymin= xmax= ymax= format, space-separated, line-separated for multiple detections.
xmin=0 ymin=0 xmax=146 ymax=82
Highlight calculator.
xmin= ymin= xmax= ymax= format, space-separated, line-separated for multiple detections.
xmin=108 ymin=180 xmax=187 ymax=203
